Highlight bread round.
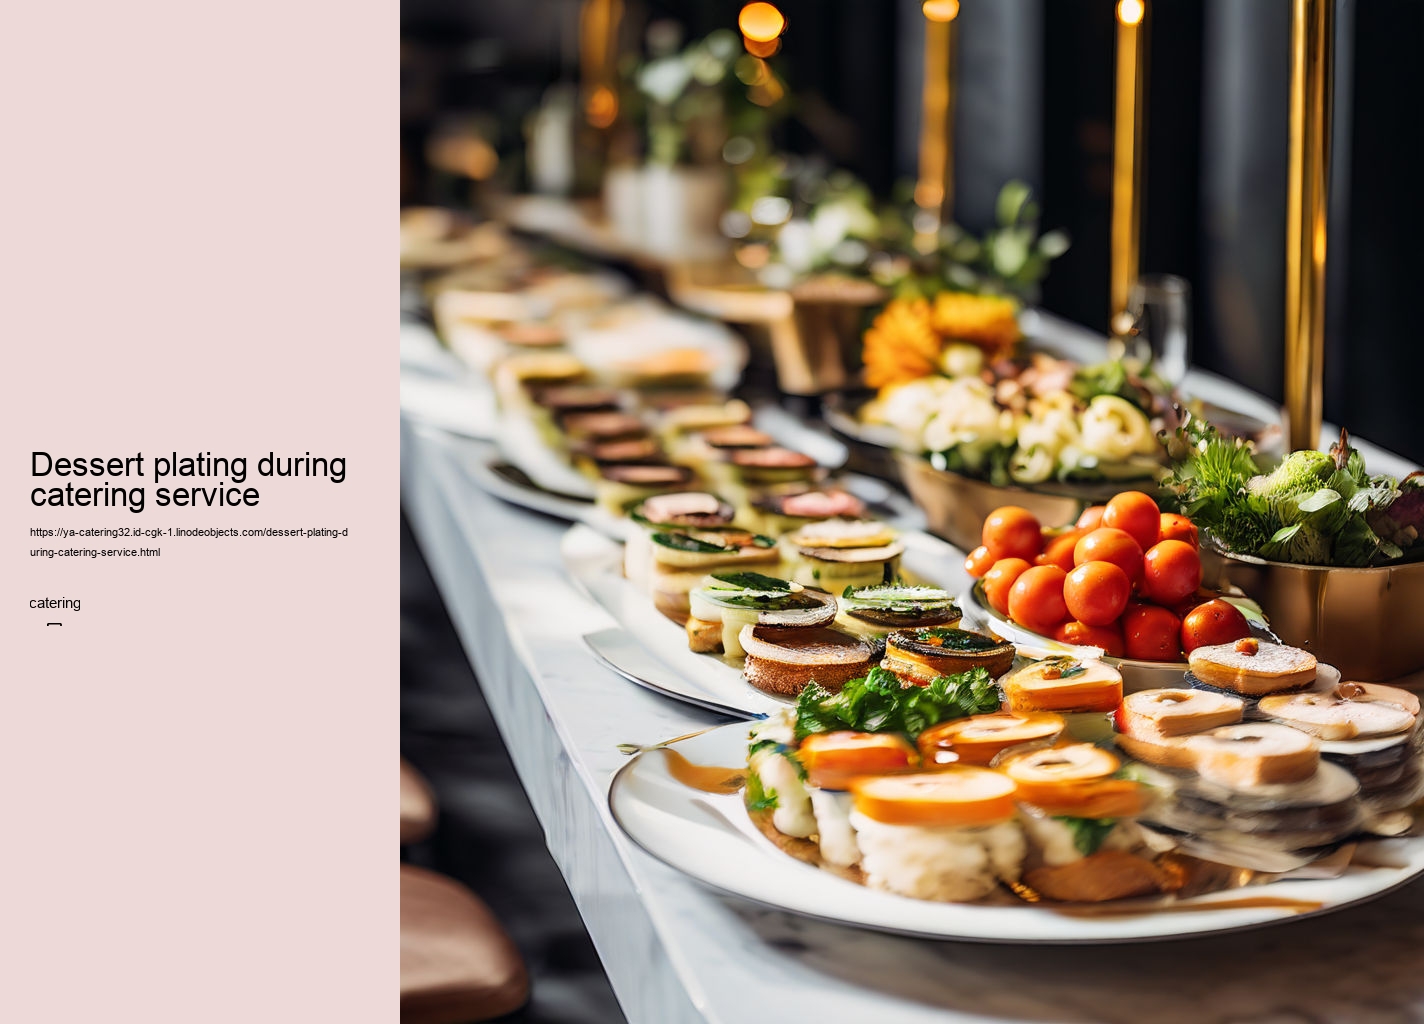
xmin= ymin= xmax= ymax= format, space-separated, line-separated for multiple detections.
xmin=1187 ymin=642 xmax=1317 ymax=696
xmin=740 ymin=625 xmax=873 ymax=696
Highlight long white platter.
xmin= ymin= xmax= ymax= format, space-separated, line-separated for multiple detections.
xmin=610 ymin=722 xmax=1424 ymax=944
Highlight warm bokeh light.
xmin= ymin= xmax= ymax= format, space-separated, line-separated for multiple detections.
xmin=743 ymin=36 xmax=780 ymax=58
xmin=586 ymin=85 xmax=618 ymax=128
xmin=428 ymin=134 xmax=499 ymax=181
xmin=921 ymin=0 xmax=960 ymax=23
xmin=738 ymin=3 xmax=786 ymax=43
xmin=1117 ymin=0 xmax=1144 ymax=26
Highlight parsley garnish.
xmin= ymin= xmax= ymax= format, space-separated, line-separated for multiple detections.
xmin=1053 ymin=816 xmax=1118 ymax=856
xmin=745 ymin=771 xmax=778 ymax=812
xmin=793 ymin=666 xmax=1001 ymax=741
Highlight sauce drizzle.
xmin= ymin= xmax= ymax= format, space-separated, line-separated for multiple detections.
xmin=660 ymin=748 xmax=746 ymax=795
xmin=1052 ymin=895 xmax=1324 ymax=918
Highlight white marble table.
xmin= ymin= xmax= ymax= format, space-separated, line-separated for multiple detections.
xmin=400 ymin=409 xmax=1424 ymax=1024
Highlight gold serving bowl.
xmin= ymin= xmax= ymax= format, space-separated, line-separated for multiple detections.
xmin=894 ymin=452 xmax=1156 ymax=554
xmin=1201 ymin=546 xmax=1424 ymax=683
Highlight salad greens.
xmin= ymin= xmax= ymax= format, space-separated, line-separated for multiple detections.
xmin=710 ymin=571 xmax=791 ymax=591
xmin=745 ymin=772 xmax=778 ymax=812
xmin=1160 ymin=414 xmax=1422 ymax=567
xmin=1054 ymin=816 xmax=1118 ymax=856
xmin=793 ymin=666 xmax=1000 ymax=741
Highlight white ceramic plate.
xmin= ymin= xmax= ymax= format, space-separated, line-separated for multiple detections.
xmin=609 ymin=722 xmax=1424 ymax=944
xmin=488 ymin=401 xmax=853 ymax=511
xmin=466 ymin=433 xmax=924 ymax=538
xmin=563 ymin=524 xmax=968 ymax=717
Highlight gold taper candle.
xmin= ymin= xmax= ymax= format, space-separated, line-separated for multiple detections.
xmin=1110 ymin=0 xmax=1147 ymax=328
xmin=1284 ymin=0 xmax=1333 ymax=451
xmin=916 ymin=0 xmax=959 ymax=245
xmin=580 ymin=0 xmax=623 ymax=129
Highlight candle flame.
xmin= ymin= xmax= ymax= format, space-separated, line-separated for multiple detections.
xmin=586 ymin=86 xmax=618 ymax=129
xmin=739 ymin=3 xmax=785 ymax=42
xmin=1117 ymin=0 xmax=1144 ymax=26
xmin=922 ymin=0 xmax=960 ymax=23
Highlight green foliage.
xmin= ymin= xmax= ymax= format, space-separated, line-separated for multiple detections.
xmin=1160 ymin=415 xmax=1415 ymax=566
xmin=793 ymin=666 xmax=1000 ymax=742
xmin=709 ymin=571 xmax=791 ymax=591
xmin=745 ymin=770 xmax=778 ymax=812
xmin=1054 ymin=817 xmax=1119 ymax=856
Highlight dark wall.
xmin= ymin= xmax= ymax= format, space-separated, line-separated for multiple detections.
xmin=402 ymin=0 xmax=1422 ymax=463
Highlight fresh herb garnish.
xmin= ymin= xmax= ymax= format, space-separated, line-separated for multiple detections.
xmin=911 ymin=627 xmax=1001 ymax=650
xmin=712 ymin=592 xmax=822 ymax=611
xmin=1053 ymin=816 xmax=1118 ymax=856
xmin=793 ymin=666 xmax=1001 ymax=741
xmin=745 ymin=770 xmax=778 ymax=812
xmin=711 ymin=571 xmax=791 ymax=591
xmin=1041 ymin=657 xmax=1086 ymax=679
xmin=842 ymin=583 xmax=955 ymax=613
xmin=651 ymin=531 xmax=735 ymax=553
xmin=1160 ymin=415 xmax=1420 ymax=567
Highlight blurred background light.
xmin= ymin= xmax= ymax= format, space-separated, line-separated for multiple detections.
xmin=739 ymin=3 xmax=786 ymax=43
xmin=921 ymin=0 xmax=960 ymax=24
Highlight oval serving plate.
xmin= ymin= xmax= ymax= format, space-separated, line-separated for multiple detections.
xmin=958 ymin=580 xmax=1340 ymax=694
xmin=564 ymin=523 xmax=968 ymax=718
xmin=609 ymin=722 xmax=1424 ymax=944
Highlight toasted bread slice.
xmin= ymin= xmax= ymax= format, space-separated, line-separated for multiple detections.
xmin=1187 ymin=641 xmax=1317 ymax=696
xmin=789 ymin=519 xmax=898 ymax=550
xmin=1258 ymin=693 xmax=1416 ymax=740
xmin=1003 ymin=658 xmax=1123 ymax=714
xmin=1113 ymin=731 xmax=1197 ymax=771
xmin=686 ymin=615 xmax=723 ymax=653
xmin=1336 ymin=681 xmax=1421 ymax=718
xmin=1185 ymin=723 xmax=1319 ymax=786
xmin=1025 ymin=850 xmax=1178 ymax=903
xmin=740 ymin=625 xmax=873 ymax=697
xmin=1118 ymin=689 xmax=1243 ymax=739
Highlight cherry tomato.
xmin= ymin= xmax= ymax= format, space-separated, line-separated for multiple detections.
xmin=1036 ymin=529 xmax=1084 ymax=572
xmin=1075 ymin=505 xmax=1107 ymax=531
xmin=1008 ymin=565 xmax=1070 ymax=634
xmin=1181 ymin=599 xmax=1252 ymax=653
xmin=1103 ymin=491 xmax=1162 ymax=552
xmin=1054 ymin=619 xmax=1125 ymax=658
xmin=1073 ymin=527 xmax=1144 ymax=584
xmin=982 ymin=506 xmax=1043 ymax=561
xmin=1171 ymin=592 xmax=1213 ymax=620
xmin=965 ymin=544 xmax=996 ymax=578
xmin=982 ymin=557 xmax=1033 ymax=616
xmin=1158 ymin=512 xmax=1199 ymax=548
xmin=1121 ymin=603 xmax=1184 ymax=662
xmin=1063 ymin=560 xmax=1132 ymax=626
xmin=1141 ymin=540 xmax=1202 ymax=605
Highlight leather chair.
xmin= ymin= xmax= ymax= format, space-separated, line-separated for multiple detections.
xmin=400 ymin=760 xmax=529 ymax=1022
xmin=401 ymin=865 xmax=529 ymax=1023
xmin=401 ymin=759 xmax=437 ymax=845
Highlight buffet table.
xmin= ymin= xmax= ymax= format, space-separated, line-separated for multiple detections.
xmin=400 ymin=374 xmax=1424 ymax=1023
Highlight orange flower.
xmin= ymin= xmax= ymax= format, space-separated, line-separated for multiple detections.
xmin=930 ymin=292 xmax=1021 ymax=362
xmin=863 ymin=298 xmax=941 ymax=390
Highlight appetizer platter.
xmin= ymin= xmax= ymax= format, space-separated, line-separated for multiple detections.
xmin=564 ymin=519 xmax=969 ymax=716
xmin=610 ymin=634 xmax=1424 ymax=942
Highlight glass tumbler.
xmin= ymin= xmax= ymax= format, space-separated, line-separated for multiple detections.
xmin=1125 ymin=274 xmax=1191 ymax=387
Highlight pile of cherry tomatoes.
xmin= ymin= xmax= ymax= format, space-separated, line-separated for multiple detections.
xmin=965 ymin=491 xmax=1253 ymax=662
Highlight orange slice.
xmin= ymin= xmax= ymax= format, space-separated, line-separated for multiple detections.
xmin=850 ymin=769 xmax=1017 ymax=827
xmin=797 ymin=732 xmax=918 ymax=789
xmin=917 ymin=712 xmax=1065 ymax=767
